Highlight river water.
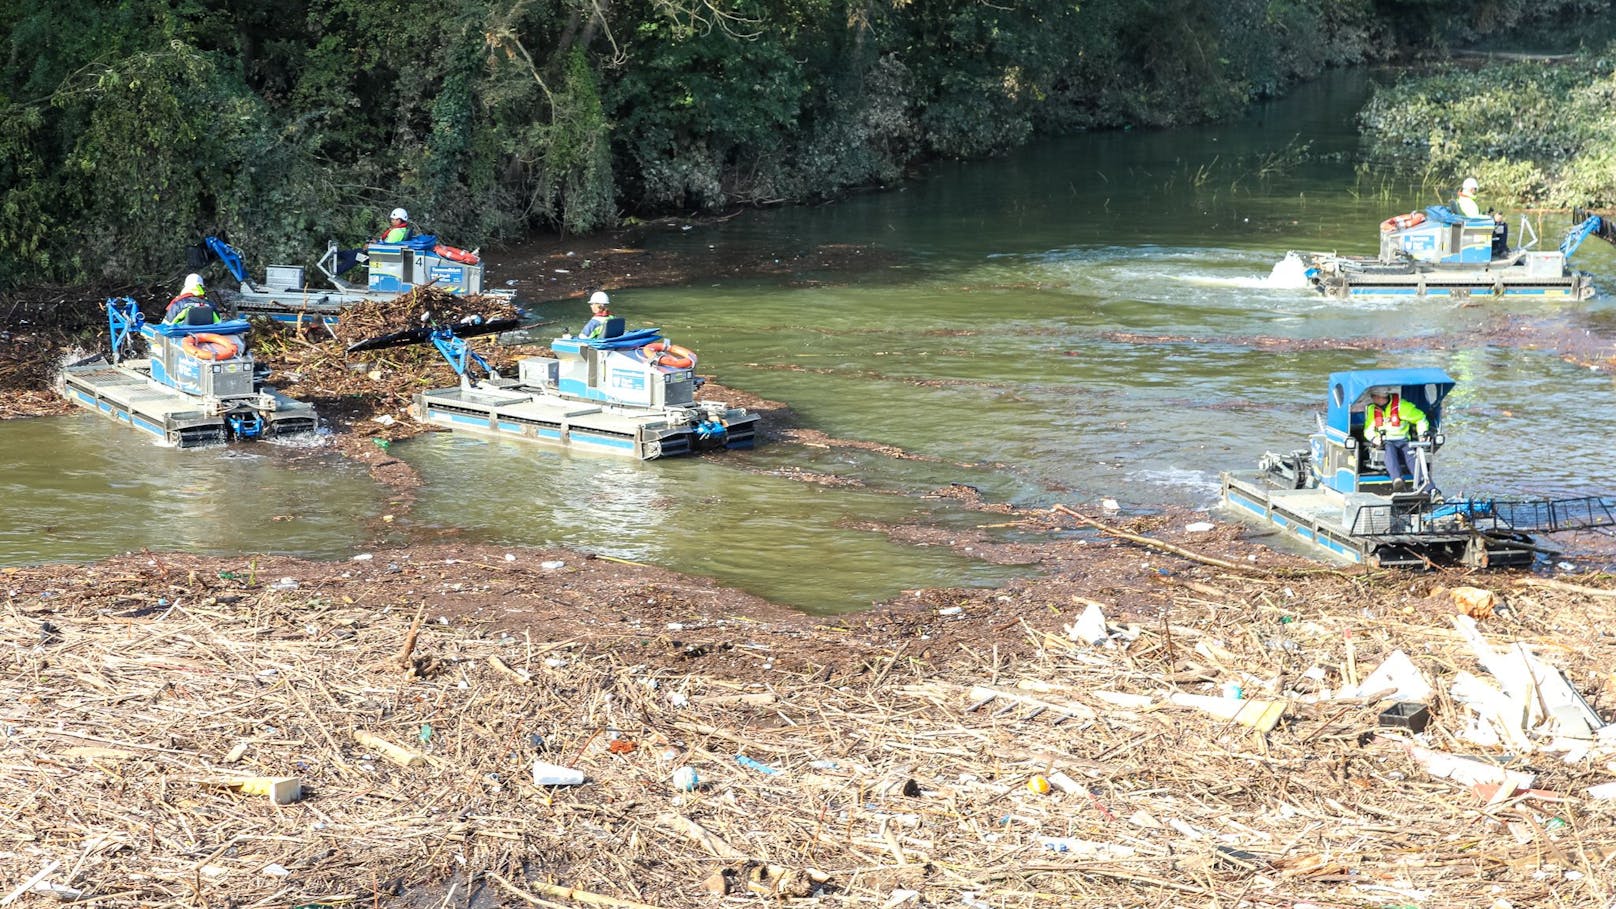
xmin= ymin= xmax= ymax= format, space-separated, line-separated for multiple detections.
xmin=5 ymin=70 xmax=1615 ymax=609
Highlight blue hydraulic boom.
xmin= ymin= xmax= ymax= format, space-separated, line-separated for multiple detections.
xmin=1560 ymin=215 xmax=1602 ymax=260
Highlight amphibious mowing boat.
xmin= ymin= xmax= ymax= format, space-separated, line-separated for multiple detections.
xmin=202 ymin=235 xmax=511 ymax=325
xmin=358 ymin=316 xmax=757 ymax=460
xmin=1220 ymin=368 xmax=1616 ymax=568
xmin=57 ymin=298 xmax=318 ymax=446
xmin=1282 ymin=209 xmax=1602 ymax=300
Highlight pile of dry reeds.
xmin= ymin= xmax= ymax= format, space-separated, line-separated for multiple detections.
xmin=248 ymin=289 xmax=530 ymax=431
xmin=2 ymin=548 xmax=1615 ymax=908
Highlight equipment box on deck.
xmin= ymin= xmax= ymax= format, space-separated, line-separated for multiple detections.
xmin=265 ymin=265 xmax=305 ymax=289
xmin=1525 ymin=251 xmax=1565 ymax=278
xmin=1344 ymin=493 xmax=1393 ymax=535
xmin=170 ymin=351 xmax=254 ymax=399
xmin=366 ymin=246 xmax=408 ymax=292
xmin=519 ymin=357 xmax=560 ymax=388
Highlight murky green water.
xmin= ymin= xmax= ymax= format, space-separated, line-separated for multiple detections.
xmin=6 ymin=69 xmax=1616 ymax=605
xmin=489 ymin=67 xmax=1616 ymax=511
xmin=0 ymin=414 xmax=382 ymax=562
xmin=400 ymin=434 xmax=1009 ymax=612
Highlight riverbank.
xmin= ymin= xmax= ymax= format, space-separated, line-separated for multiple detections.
xmin=7 ymin=204 xmax=1616 ymax=906
xmin=5 ymin=516 xmax=1616 ymax=908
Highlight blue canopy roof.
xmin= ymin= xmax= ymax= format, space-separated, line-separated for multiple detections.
xmin=584 ymin=327 xmax=662 ymax=350
xmin=150 ymin=318 xmax=252 ymax=338
xmin=1326 ymin=368 xmax=1454 ymax=434
xmin=1425 ymin=205 xmax=1490 ymax=226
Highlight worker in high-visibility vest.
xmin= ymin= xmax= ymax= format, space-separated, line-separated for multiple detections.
xmin=377 ymin=207 xmax=415 ymax=243
xmin=163 ymin=273 xmax=222 ymax=325
xmin=580 ymin=291 xmax=615 ymax=339
xmin=1366 ymin=387 xmax=1430 ymax=493
xmin=1456 ymin=177 xmax=1481 ymax=218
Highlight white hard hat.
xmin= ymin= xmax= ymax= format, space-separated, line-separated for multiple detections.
xmin=182 ymin=273 xmax=205 ymax=296
xmin=588 ymin=291 xmax=610 ymax=307
xmin=390 ymin=207 xmax=409 ymax=221
xmin=1461 ymin=177 xmax=1478 ymax=193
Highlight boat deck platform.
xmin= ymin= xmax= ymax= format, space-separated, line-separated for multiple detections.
xmin=1221 ymin=475 xmax=1535 ymax=569
xmin=60 ymin=363 xmax=317 ymax=447
xmin=415 ymin=384 xmax=758 ymax=460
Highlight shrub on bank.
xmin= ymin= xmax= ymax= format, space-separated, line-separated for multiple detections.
xmin=1360 ymin=52 xmax=1616 ymax=208
xmin=0 ymin=0 xmax=1603 ymax=289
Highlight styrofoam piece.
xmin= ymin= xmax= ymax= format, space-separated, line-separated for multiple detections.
xmin=1407 ymin=743 xmax=1535 ymax=790
xmin=1450 ymin=671 xmax=1532 ymax=750
xmin=1355 ymin=650 xmax=1432 ymax=703
xmin=533 ymin=760 xmax=585 ymax=786
xmin=1039 ymin=837 xmax=1136 ymax=859
xmin=1065 ymin=603 xmax=1108 ymax=645
xmin=1586 ymin=781 xmax=1616 ymax=800
xmin=1452 ymin=616 xmax=1605 ymax=740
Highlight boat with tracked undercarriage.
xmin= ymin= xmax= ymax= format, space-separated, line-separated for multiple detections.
xmin=201 ymin=235 xmax=511 ymax=325
xmin=1281 ymin=207 xmax=1602 ymax=300
xmin=1220 ymin=368 xmax=1616 ymax=568
xmin=348 ymin=314 xmax=758 ymax=460
xmin=57 ymin=298 xmax=318 ymax=446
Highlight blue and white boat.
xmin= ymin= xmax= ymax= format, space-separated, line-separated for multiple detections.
xmin=408 ymin=317 xmax=758 ymax=460
xmin=1221 ymin=368 xmax=1615 ymax=568
xmin=57 ymin=298 xmax=318 ymax=446
xmin=1284 ymin=208 xmax=1601 ymax=300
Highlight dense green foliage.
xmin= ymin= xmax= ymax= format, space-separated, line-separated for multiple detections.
xmin=0 ymin=0 xmax=1598 ymax=287
xmin=1360 ymin=51 xmax=1616 ymax=208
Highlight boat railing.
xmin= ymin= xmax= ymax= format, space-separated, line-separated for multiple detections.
xmin=1348 ymin=496 xmax=1616 ymax=539
xmin=1518 ymin=216 xmax=1539 ymax=252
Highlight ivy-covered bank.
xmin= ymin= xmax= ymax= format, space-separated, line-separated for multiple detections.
xmin=0 ymin=0 xmax=1605 ymax=288
xmin=1359 ymin=49 xmax=1616 ymax=209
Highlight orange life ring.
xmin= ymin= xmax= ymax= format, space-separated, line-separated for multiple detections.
xmin=433 ymin=243 xmax=480 ymax=265
xmin=641 ymin=340 xmax=697 ymax=369
xmin=1379 ymin=211 xmax=1427 ymax=232
xmin=181 ymin=332 xmax=241 ymax=361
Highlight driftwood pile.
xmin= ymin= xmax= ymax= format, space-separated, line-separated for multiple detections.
xmin=0 ymin=333 xmax=66 ymax=394
xmin=2 ymin=536 xmax=1616 ymax=907
xmin=0 ymin=289 xmax=158 ymax=394
xmin=249 ymin=289 xmax=528 ymax=433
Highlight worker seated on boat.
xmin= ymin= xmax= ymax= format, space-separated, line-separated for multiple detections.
xmin=335 ymin=207 xmax=417 ymax=275
xmin=163 ymin=273 xmax=222 ymax=325
xmin=377 ymin=207 xmax=416 ymax=244
xmin=580 ymin=291 xmax=621 ymax=340
xmin=1455 ymin=177 xmax=1482 ymax=219
xmin=1365 ymin=387 xmax=1430 ymax=493
xmin=1490 ymin=210 xmax=1509 ymax=258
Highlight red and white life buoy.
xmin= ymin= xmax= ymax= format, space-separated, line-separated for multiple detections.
xmin=181 ymin=332 xmax=240 ymax=361
xmin=641 ymin=339 xmax=697 ymax=369
xmin=1379 ymin=211 xmax=1427 ymax=232
xmin=433 ymin=244 xmax=480 ymax=265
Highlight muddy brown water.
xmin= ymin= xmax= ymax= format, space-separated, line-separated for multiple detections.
xmin=6 ymin=69 xmax=1616 ymax=607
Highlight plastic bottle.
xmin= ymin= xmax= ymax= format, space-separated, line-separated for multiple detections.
xmin=735 ymin=754 xmax=779 ymax=775
xmin=532 ymin=760 xmax=585 ymax=786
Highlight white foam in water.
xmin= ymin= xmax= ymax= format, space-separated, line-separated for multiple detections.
xmin=1265 ymin=252 xmax=1311 ymax=289
xmin=1128 ymin=467 xmax=1223 ymax=501
xmin=1019 ymin=245 xmax=1315 ymax=298
xmin=1176 ymin=273 xmax=1279 ymax=289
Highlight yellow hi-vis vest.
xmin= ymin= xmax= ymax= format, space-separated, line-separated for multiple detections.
xmin=1367 ymin=396 xmax=1429 ymax=442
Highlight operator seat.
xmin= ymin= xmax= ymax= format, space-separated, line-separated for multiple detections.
xmin=584 ymin=317 xmax=628 ymax=386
